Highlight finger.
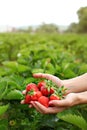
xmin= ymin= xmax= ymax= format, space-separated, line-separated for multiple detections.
xmin=33 ymin=73 xmax=55 ymax=80
xmin=33 ymin=73 xmax=62 ymax=86
xmin=33 ymin=101 xmax=66 ymax=114
xmin=22 ymin=90 xmax=27 ymax=95
xmin=31 ymin=101 xmax=43 ymax=113
xmin=49 ymin=99 xmax=71 ymax=107
xmin=20 ymin=100 xmax=25 ymax=104
xmin=29 ymin=104 xmax=33 ymax=108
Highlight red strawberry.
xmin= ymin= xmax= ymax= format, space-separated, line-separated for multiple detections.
xmin=41 ymin=86 xmax=50 ymax=96
xmin=50 ymin=88 xmax=54 ymax=94
xmin=38 ymin=96 xmax=49 ymax=107
xmin=41 ymin=86 xmax=54 ymax=96
xmin=24 ymin=94 xmax=31 ymax=104
xmin=26 ymin=83 xmax=39 ymax=92
xmin=50 ymin=94 xmax=60 ymax=101
xmin=31 ymin=91 xmax=42 ymax=101
xmin=37 ymin=81 xmax=46 ymax=90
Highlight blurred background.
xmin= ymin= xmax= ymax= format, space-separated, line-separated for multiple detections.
xmin=0 ymin=0 xmax=87 ymax=33
xmin=0 ymin=1 xmax=87 ymax=130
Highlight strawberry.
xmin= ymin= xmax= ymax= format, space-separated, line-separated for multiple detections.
xmin=26 ymin=83 xmax=39 ymax=92
xmin=50 ymin=88 xmax=54 ymax=94
xmin=37 ymin=81 xmax=46 ymax=90
xmin=40 ymin=86 xmax=50 ymax=96
xmin=50 ymin=94 xmax=60 ymax=101
xmin=31 ymin=91 xmax=42 ymax=101
xmin=24 ymin=94 xmax=31 ymax=104
xmin=41 ymin=86 xmax=54 ymax=96
xmin=38 ymin=96 xmax=49 ymax=107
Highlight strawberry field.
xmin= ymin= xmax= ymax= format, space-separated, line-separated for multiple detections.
xmin=0 ymin=33 xmax=87 ymax=130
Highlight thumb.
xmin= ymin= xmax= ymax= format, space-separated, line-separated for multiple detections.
xmin=33 ymin=73 xmax=62 ymax=87
xmin=33 ymin=73 xmax=55 ymax=80
xmin=49 ymin=99 xmax=71 ymax=107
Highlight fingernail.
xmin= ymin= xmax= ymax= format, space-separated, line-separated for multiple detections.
xmin=49 ymin=101 xmax=53 ymax=105
xmin=30 ymin=101 xmax=33 ymax=104
xmin=49 ymin=101 xmax=54 ymax=107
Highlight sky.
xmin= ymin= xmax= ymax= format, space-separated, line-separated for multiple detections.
xmin=0 ymin=0 xmax=87 ymax=27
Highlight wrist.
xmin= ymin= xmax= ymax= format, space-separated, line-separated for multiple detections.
xmin=72 ymin=93 xmax=81 ymax=106
xmin=77 ymin=92 xmax=87 ymax=104
xmin=62 ymin=80 xmax=73 ymax=94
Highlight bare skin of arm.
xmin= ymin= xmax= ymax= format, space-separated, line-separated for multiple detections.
xmin=30 ymin=91 xmax=87 ymax=114
xmin=33 ymin=73 xmax=87 ymax=93
xmin=63 ymin=73 xmax=87 ymax=93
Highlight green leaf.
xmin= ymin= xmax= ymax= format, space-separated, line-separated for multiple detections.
xmin=0 ymin=125 xmax=7 ymax=130
xmin=0 ymin=81 xmax=8 ymax=99
xmin=0 ymin=67 xmax=7 ymax=76
xmin=63 ymin=68 xmax=76 ymax=78
xmin=78 ymin=64 xmax=87 ymax=74
xmin=17 ymin=64 xmax=29 ymax=72
xmin=32 ymin=68 xmax=44 ymax=73
xmin=2 ymin=61 xmax=18 ymax=71
xmin=0 ymin=104 xmax=9 ymax=116
xmin=8 ymin=80 xmax=21 ymax=90
xmin=2 ymin=61 xmax=29 ymax=72
xmin=58 ymin=113 xmax=87 ymax=130
xmin=4 ymin=89 xmax=23 ymax=100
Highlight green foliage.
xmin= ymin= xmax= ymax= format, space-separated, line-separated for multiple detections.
xmin=4 ymin=90 xmax=23 ymax=100
xmin=0 ymin=33 xmax=87 ymax=129
xmin=35 ymin=23 xmax=59 ymax=33
xmin=77 ymin=6 xmax=87 ymax=33
xmin=67 ymin=6 xmax=87 ymax=33
xmin=58 ymin=112 xmax=87 ymax=130
xmin=0 ymin=104 xmax=9 ymax=116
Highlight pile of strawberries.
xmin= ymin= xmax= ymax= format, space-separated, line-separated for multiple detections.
xmin=24 ymin=80 xmax=66 ymax=107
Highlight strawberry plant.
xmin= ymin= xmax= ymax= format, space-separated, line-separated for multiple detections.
xmin=0 ymin=33 xmax=87 ymax=129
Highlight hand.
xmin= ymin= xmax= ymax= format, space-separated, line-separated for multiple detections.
xmin=20 ymin=73 xmax=69 ymax=113
xmin=21 ymin=73 xmax=87 ymax=114
xmin=33 ymin=73 xmax=70 ymax=94
xmin=30 ymin=93 xmax=80 ymax=114
xmin=33 ymin=73 xmax=63 ymax=87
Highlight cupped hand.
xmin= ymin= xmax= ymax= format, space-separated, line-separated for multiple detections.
xmin=29 ymin=93 xmax=80 ymax=114
xmin=33 ymin=73 xmax=63 ymax=87
xmin=21 ymin=73 xmax=77 ymax=114
xmin=21 ymin=91 xmax=79 ymax=114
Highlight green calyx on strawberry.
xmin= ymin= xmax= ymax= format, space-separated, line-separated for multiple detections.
xmin=26 ymin=89 xmax=42 ymax=101
xmin=38 ymin=80 xmax=54 ymax=96
xmin=40 ymin=86 xmax=54 ymax=96
xmin=54 ymin=86 xmax=67 ymax=99
xmin=31 ymin=91 xmax=42 ymax=101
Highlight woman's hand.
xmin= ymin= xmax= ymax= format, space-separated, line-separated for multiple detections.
xmin=33 ymin=73 xmax=70 ymax=94
xmin=30 ymin=93 xmax=80 ymax=114
xmin=21 ymin=73 xmax=87 ymax=114
xmin=33 ymin=73 xmax=87 ymax=93
xmin=33 ymin=73 xmax=63 ymax=87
